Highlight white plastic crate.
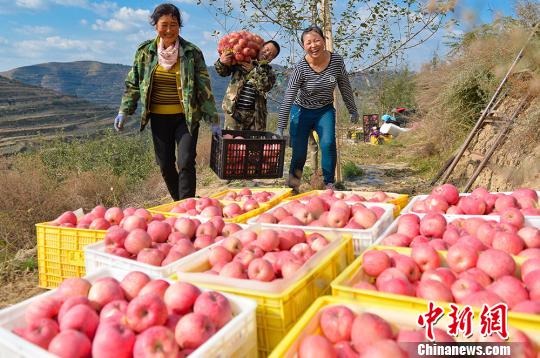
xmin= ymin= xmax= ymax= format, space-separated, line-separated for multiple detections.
xmin=0 ymin=268 xmax=257 ymax=358
xmin=402 ymin=190 xmax=540 ymax=217
xmin=247 ymin=202 xmax=395 ymax=255
xmin=373 ymin=213 xmax=540 ymax=247
xmin=171 ymin=224 xmax=350 ymax=293
xmin=84 ymin=240 xmax=222 ymax=278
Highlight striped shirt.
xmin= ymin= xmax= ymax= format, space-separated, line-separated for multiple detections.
xmin=277 ymin=52 xmax=358 ymax=130
xmin=235 ymin=82 xmax=257 ymax=110
xmin=150 ymin=63 xmax=184 ymax=114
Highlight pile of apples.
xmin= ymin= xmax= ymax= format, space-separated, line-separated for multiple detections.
xmin=199 ymin=228 xmax=330 ymax=281
xmin=298 ymin=189 xmax=396 ymax=203
xmin=169 ymin=197 xmax=258 ymax=219
xmin=49 ymin=205 xmax=150 ymax=230
xmin=381 ymin=212 xmax=539 ymax=256
xmin=255 ymin=198 xmax=385 ymax=229
xmin=104 ymin=213 xmax=243 ymax=267
xmin=217 ymin=188 xmax=275 ymax=203
xmin=217 ymin=31 xmax=264 ymax=63
xmin=411 ymin=184 xmax=539 ymax=216
xmin=295 ymin=305 xmax=537 ymax=357
xmin=12 ymin=273 xmax=233 ymax=357
xmin=351 ymin=248 xmax=540 ymax=314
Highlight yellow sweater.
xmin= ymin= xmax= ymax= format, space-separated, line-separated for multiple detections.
xmin=150 ymin=62 xmax=184 ymax=114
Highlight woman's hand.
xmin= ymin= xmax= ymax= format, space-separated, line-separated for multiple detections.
xmin=114 ymin=113 xmax=126 ymax=131
xmin=219 ymin=51 xmax=234 ymax=65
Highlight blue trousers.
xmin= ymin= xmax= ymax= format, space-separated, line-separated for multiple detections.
xmin=289 ymin=104 xmax=336 ymax=185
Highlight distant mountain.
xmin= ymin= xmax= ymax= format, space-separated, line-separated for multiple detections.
xmin=0 ymin=61 xmax=283 ymax=112
xmin=0 ymin=75 xmax=130 ymax=155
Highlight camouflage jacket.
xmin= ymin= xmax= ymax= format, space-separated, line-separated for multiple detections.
xmin=119 ymin=36 xmax=218 ymax=133
xmin=214 ymin=59 xmax=276 ymax=124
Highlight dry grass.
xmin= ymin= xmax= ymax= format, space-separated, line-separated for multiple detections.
xmin=414 ymin=25 xmax=538 ymax=155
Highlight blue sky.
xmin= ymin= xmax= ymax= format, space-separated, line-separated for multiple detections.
xmin=0 ymin=0 xmax=516 ymax=72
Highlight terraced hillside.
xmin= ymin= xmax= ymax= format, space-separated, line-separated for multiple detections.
xmin=0 ymin=76 xmax=130 ymax=155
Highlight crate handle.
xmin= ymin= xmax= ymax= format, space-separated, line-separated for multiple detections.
xmin=67 ymin=251 xmax=85 ymax=266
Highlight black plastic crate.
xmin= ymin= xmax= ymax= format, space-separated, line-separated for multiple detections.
xmin=210 ymin=130 xmax=286 ymax=180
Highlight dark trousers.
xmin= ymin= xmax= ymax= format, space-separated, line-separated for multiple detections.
xmin=150 ymin=113 xmax=198 ymax=201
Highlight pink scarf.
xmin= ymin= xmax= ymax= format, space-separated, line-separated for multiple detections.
xmin=158 ymin=38 xmax=179 ymax=70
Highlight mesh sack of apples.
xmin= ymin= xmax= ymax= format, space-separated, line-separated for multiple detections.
xmin=217 ymin=30 xmax=265 ymax=63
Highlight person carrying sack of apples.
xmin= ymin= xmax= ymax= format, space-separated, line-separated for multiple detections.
xmin=215 ymin=39 xmax=280 ymax=131
xmin=276 ymin=25 xmax=359 ymax=193
xmin=114 ymin=3 xmax=219 ymax=201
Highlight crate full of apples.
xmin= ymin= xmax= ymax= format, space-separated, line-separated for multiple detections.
xmin=0 ymin=268 xmax=257 ymax=358
xmin=331 ymin=246 xmax=540 ymax=321
xmin=402 ymin=184 xmax=540 ymax=216
xmin=147 ymin=196 xmax=266 ymax=224
xmin=173 ymin=226 xmax=350 ymax=291
xmin=269 ymin=296 xmax=540 ymax=358
xmin=172 ymin=225 xmax=354 ymax=356
xmin=84 ymin=215 xmax=245 ymax=277
xmin=247 ymin=198 xmax=395 ymax=255
xmin=375 ymin=212 xmax=540 ymax=256
xmin=37 ymin=205 xmax=166 ymax=288
xmin=286 ymin=188 xmax=409 ymax=216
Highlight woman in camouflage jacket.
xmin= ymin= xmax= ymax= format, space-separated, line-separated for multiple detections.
xmin=114 ymin=3 xmax=218 ymax=200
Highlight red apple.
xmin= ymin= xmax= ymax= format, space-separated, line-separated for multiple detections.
xmin=247 ymin=258 xmax=275 ymax=281
xmin=351 ymin=313 xmax=393 ymax=353
xmin=57 ymin=278 xmax=91 ymax=299
xmin=164 ymin=282 xmax=201 ymax=315
xmin=100 ymin=299 xmax=128 ymax=324
xmin=193 ymin=291 xmax=232 ymax=328
xmin=139 ymin=279 xmax=170 ymax=300
xmin=419 ymin=213 xmax=446 ymax=238
xmin=60 ymin=304 xmax=99 ymax=339
xmin=298 ymin=335 xmax=337 ymax=358
xmin=48 ymin=329 xmax=92 ymax=358
xmin=175 ymin=313 xmax=216 ymax=350
xmin=416 ymin=279 xmax=454 ymax=302
xmin=446 ymin=243 xmax=478 ymax=273
xmin=411 ymin=244 xmax=440 ymax=272
xmin=220 ymin=261 xmax=245 ymax=278
xmin=25 ymin=296 xmax=62 ymax=324
xmin=23 ymin=318 xmax=59 ymax=349
xmin=126 ymin=294 xmax=168 ymax=333
xmin=320 ymin=305 xmax=355 ymax=343
xmin=451 ymin=278 xmax=483 ymax=303
xmin=88 ymin=277 xmax=125 ymax=311
xmin=132 ymin=326 xmax=178 ymax=358
xmin=92 ymin=322 xmax=135 ymax=358
xmin=476 ymin=249 xmax=516 ymax=280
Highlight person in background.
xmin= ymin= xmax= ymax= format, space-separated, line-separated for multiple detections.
xmin=114 ymin=3 xmax=218 ymax=201
xmin=276 ymin=25 xmax=359 ymax=192
xmin=215 ymin=40 xmax=280 ymax=131
xmin=382 ymin=114 xmax=400 ymax=126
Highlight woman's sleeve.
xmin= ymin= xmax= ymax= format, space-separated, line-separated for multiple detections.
xmin=194 ymin=49 xmax=219 ymax=125
xmin=118 ymin=55 xmax=141 ymax=115
xmin=277 ymin=65 xmax=302 ymax=131
xmin=336 ymin=58 xmax=358 ymax=115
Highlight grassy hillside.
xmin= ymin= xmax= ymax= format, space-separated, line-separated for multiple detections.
xmin=0 ymin=75 xmax=135 ymax=155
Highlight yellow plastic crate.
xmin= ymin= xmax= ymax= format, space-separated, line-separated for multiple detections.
xmin=270 ymin=296 xmax=540 ymax=357
xmin=171 ymin=233 xmax=354 ymax=357
xmin=209 ymin=187 xmax=293 ymax=208
xmin=285 ymin=189 xmax=409 ymax=217
xmin=147 ymin=198 xmax=267 ymax=223
xmin=331 ymin=246 xmax=537 ymax=323
xmin=36 ymin=223 xmax=107 ymax=289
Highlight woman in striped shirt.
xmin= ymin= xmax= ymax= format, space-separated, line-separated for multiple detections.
xmin=277 ymin=25 xmax=359 ymax=192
